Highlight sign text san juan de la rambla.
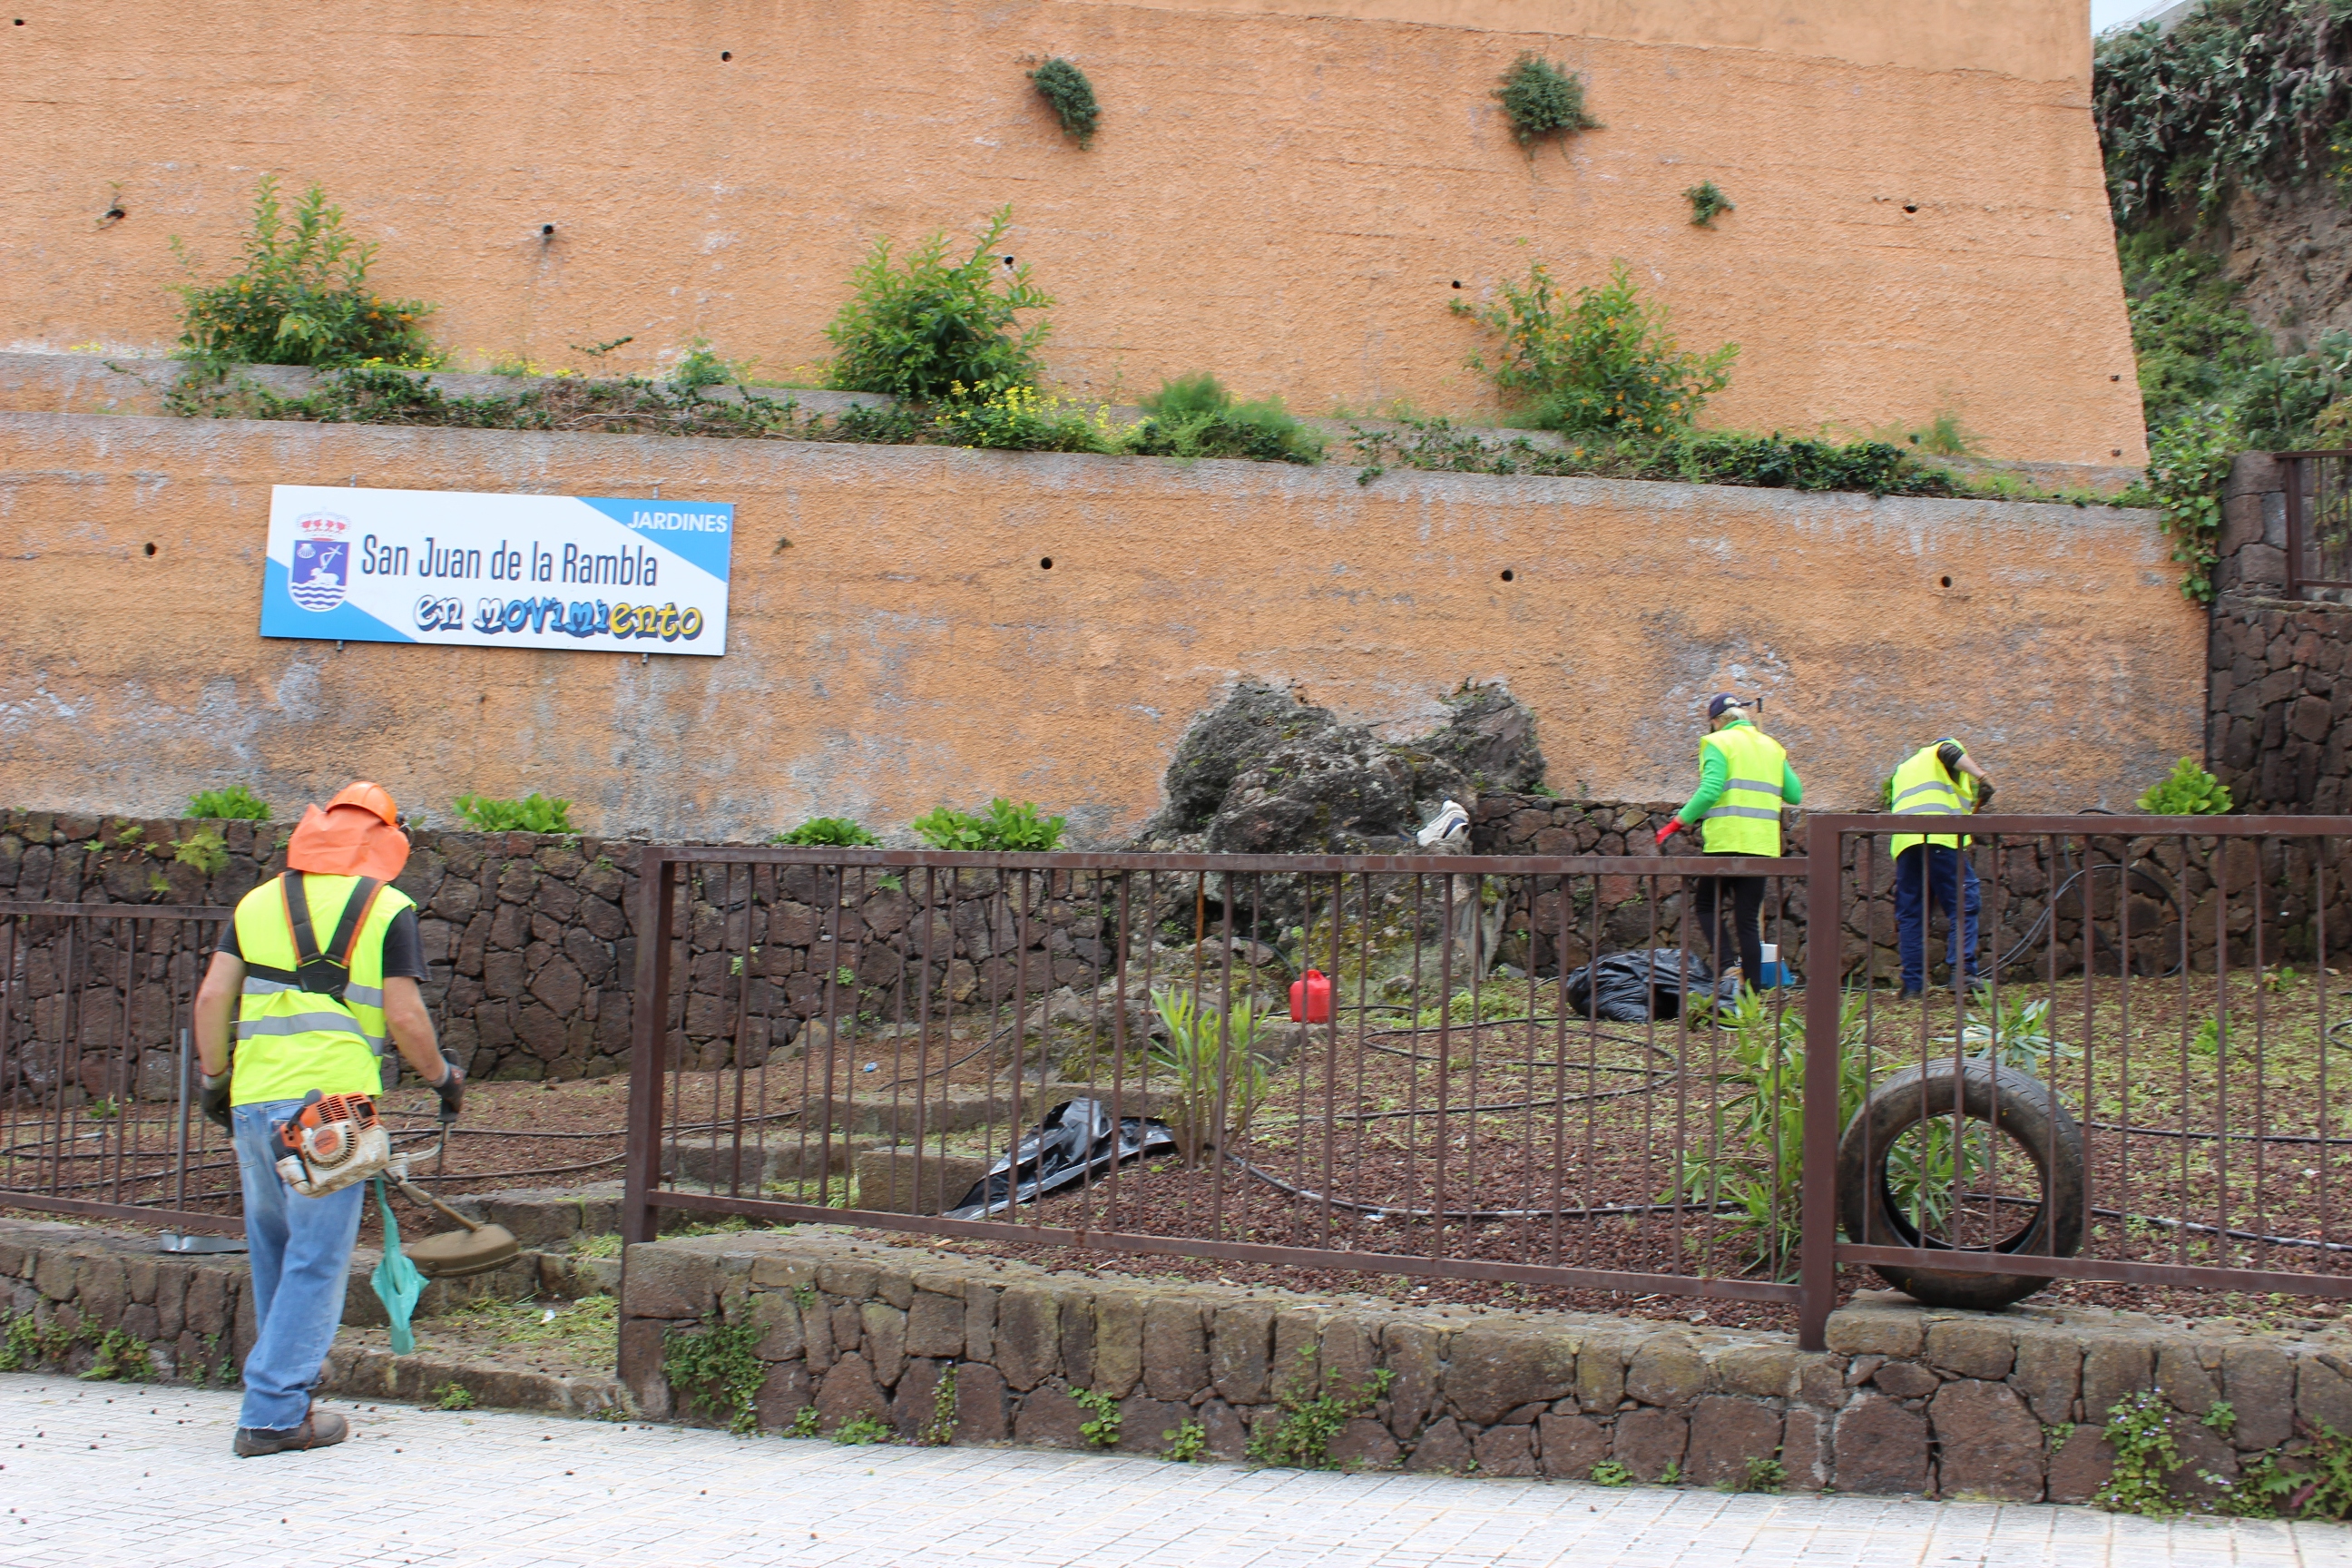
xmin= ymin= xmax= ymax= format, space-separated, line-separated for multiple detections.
xmin=261 ymin=485 xmax=733 ymax=656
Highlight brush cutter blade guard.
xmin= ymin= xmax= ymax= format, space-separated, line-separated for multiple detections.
xmin=401 ymin=1221 xmax=521 ymax=1279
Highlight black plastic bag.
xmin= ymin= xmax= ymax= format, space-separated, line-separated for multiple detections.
xmin=946 ymin=1098 xmax=1178 ymax=1219
xmin=1562 ymin=948 xmax=1733 ymax=1022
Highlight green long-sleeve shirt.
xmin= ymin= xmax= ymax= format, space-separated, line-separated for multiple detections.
xmin=1676 ymin=718 xmax=1804 ymax=828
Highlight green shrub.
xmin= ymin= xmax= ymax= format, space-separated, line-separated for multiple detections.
xmin=1028 ymin=58 xmax=1101 ymax=145
xmin=1150 ymin=987 xmax=1274 ymax=1156
xmin=172 ymin=828 xmax=230 ymax=876
xmin=2121 ymin=235 xmax=2272 ymax=433
xmin=2136 ymin=757 xmax=2233 ymax=816
xmin=453 ymin=792 xmax=575 ymax=833
xmin=825 ymin=206 xmax=1053 ymax=401
xmin=188 ymin=784 xmax=271 ymax=820
xmin=1246 ymin=1357 xmax=1393 ymax=1469
xmin=2145 ymin=403 xmax=2241 ymax=603
xmin=1684 ymin=181 xmax=1734 ymax=227
xmin=833 ymin=1412 xmax=892 ymax=1445
xmin=1455 ymin=260 xmax=1736 ymax=435
xmin=2236 ymin=331 xmax=2352 ymax=450
xmin=663 ymin=1318 xmax=764 ymax=1434
xmin=173 ymin=175 xmax=439 ymax=368
xmin=1128 ymin=374 xmax=1323 ymax=465
xmin=909 ymin=799 xmax=1067 ymax=851
xmin=934 ymin=384 xmax=1118 ymax=453
xmin=668 ymin=336 xmax=751 ymax=397
xmin=1494 ymin=54 xmax=1601 ymax=146
xmin=771 ymin=818 xmax=882 ymax=847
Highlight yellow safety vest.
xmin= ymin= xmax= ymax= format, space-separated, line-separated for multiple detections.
xmin=230 ymin=871 xmax=411 ymax=1105
xmin=1887 ymin=743 xmax=1979 ymax=858
xmin=1698 ymin=723 xmax=1789 ymax=857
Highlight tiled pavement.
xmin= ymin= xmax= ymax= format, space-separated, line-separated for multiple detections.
xmin=0 ymin=1373 xmax=2335 ymax=1567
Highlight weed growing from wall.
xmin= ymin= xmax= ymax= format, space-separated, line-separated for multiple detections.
xmin=2137 ymin=757 xmax=2235 ymax=815
xmin=1073 ymin=1387 xmax=1122 ymax=1447
xmin=173 ymin=175 xmax=440 ymax=368
xmin=1028 ymin=58 xmax=1101 ymax=146
xmin=1161 ymin=1417 xmax=1207 ymax=1462
xmin=1684 ymin=181 xmax=1733 ymax=227
xmin=1129 ymin=374 xmax=1324 ymax=465
xmin=771 ymin=818 xmax=882 ymax=847
xmin=664 ymin=1318 xmax=766 ymax=1435
xmin=188 ymin=784 xmax=271 ymax=820
xmin=826 ymin=207 xmax=1052 ymax=401
xmin=668 ymin=337 xmax=755 ymax=397
xmin=1246 ymin=1357 xmax=1392 ymax=1469
xmin=934 ymin=384 xmax=1124 ymax=453
xmin=1455 ymin=260 xmax=1736 ymax=436
xmin=910 ymin=799 xmax=1067 ymax=851
xmin=172 ymin=828 xmax=230 ymax=876
xmin=1494 ymin=54 xmax=1601 ymax=147
xmin=453 ymin=793 xmax=575 ymax=833
xmin=922 ymin=1367 xmax=958 ymax=1446
xmin=2144 ymin=403 xmax=2240 ymax=602
xmin=833 ymin=1412 xmax=892 ymax=1445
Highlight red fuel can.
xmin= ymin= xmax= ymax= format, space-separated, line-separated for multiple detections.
xmin=1289 ymin=968 xmax=1331 ymax=1024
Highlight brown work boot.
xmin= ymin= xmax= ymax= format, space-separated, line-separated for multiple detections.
xmin=233 ymin=1409 xmax=348 ymax=1456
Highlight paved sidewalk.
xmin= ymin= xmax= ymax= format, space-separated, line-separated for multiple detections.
xmin=0 ymin=1373 xmax=2334 ymax=1568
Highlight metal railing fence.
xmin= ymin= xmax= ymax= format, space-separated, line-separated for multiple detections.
xmin=2281 ymin=450 xmax=2352 ymax=593
xmin=0 ymin=902 xmax=243 ymax=1234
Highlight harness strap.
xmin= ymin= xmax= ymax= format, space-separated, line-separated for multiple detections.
xmin=279 ymin=871 xmax=386 ymax=1004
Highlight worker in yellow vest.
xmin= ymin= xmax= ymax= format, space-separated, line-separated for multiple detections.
xmin=193 ymin=782 xmax=462 ymax=1457
xmin=1655 ymin=694 xmax=1803 ymax=990
xmin=1887 ymin=738 xmax=1994 ymax=996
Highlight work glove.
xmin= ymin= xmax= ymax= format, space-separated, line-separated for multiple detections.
xmin=1973 ymin=779 xmax=1995 ymax=808
xmin=1654 ymin=819 xmax=1685 ymax=848
xmin=199 ymin=1071 xmax=232 ymax=1132
xmin=432 ymin=1055 xmax=465 ymax=1121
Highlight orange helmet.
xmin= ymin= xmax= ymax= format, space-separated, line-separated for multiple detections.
xmin=327 ymin=781 xmax=399 ymax=828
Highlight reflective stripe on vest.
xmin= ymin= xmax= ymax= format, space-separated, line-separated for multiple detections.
xmin=1698 ymin=726 xmax=1788 ymax=856
xmin=1888 ymin=743 xmax=1977 ymax=858
xmin=230 ymin=872 xmax=412 ymax=1106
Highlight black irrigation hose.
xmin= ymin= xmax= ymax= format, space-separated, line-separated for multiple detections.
xmin=1229 ymin=1155 xmax=1746 ymax=1225
xmin=1963 ymin=1189 xmax=2352 ymax=1258
xmin=1992 ymin=857 xmax=2184 ymax=977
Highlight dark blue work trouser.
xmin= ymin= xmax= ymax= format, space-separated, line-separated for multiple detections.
xmin=1896 ymin=844 xmax=1980 ymax=993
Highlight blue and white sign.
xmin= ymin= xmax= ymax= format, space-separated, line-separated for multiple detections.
xmin=262 ymin=485 xmax=733 ymax=656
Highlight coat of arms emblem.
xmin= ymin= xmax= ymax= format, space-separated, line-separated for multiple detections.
xmin=289 ymin=513 xmax=352 ymax=612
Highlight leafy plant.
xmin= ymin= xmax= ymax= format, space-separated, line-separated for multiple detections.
xmin=1128 ymin=374 xmax=1323 ymax=465
xmin=787 ymin=1406 xmax=822 ymax=1438
xmin=771 ymin=818 xmax=882 ymax=848
xmin=2137 ymin=757 xmax=2233 ymax=816
xmin=2143 ymin=404 xmax=2241 ymax=603
xmin=2121 ymin=235 xmax=2272 ymax=434
xmin=833 ymin=1412 xmax=893 ymax=1445
xmin=189 ymin=784 xmax=271 ymax=820
xmin=1454 ymin=260 xmax=1737 ymax=436
xmin=1684 ymin=181 xmax=1734 ymax=227
xmin=1737 ymin=1455 xmax=1784 ymax=1493
xmin=1494 ymin=54 xmax=1602 ymax=146
xmin=1950 ymin=995 xmax=2077 ymax=1070
xmin=1589 ymin=1459 xmax=1632 ymax=1486
xmin=1659 ymin=1460 xmax=1684 ymax=1485
xmin=1161 ymin=1417 xmax=1208 ymax=1462
xmin=922 ymin=1367 xmax=958 ymax=1446
xmin=2096 ymin=1392 xmax=2186 ymax=1516
xmin=1413 ymin=986 xmax=1533 ymax=1030
xmin=668 ymin=336 xmax=751 ymax=397
xmin=935 ymin=383 xmax=1120 ymax=453
xmin=1150 ymin=987 xmax=1274 ymax=1159
xmin=1073 ymin=1387 xmax=1122 ymax=1447
xmin=910 ymin=799 xmax=1067 ymax=851
xmin=112 ymin=824 xmax=145 ymax=848
xmin=1029 ymin=58 xmax=1101 ymax=145
xmin=173 ymin=175 xmax=439 ymax=368
xmin=663 ymin=1318 xmax=766 ymax=1435
xmin=453 ymin=792 xmax=575 ymax=833
xmin=172 ymin=828 xmax=230 ymax=877
xmin=1246 ymin=1356 xmax=1392 ymax=1469
xmin=825 ymin=206 xmax=1053 ymax=401
xmin=432 ymin=1382 xmax=476 ymax=1411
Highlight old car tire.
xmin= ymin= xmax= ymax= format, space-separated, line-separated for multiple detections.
xmin=1836 ymin=1059 xmax=2086 ymax=1310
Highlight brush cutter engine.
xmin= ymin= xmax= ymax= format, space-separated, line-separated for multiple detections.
xmin=273 ymin=1090 xmax=391 ymax=1197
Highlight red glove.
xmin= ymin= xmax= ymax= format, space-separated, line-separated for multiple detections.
xmin=1655 ymin=819 xmax=1683 ymax=848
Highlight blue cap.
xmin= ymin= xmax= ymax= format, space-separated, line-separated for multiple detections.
xmin=1707 ymin=693 xmax=1749 ymax=720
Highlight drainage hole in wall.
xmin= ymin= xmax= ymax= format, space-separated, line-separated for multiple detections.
xmin=1500 ymin=568 xmax=1514 ymax=582
xmin=720 ymin=50 xmax=731 ymax=60
xmin=1939 ymin=575 xmax=1953 ymax=588
xmin=541 ymin=223 xmax=555 ymax=237
xmin=1903 ymin=203 xmax=1918 ymax=213
xmin=144 ymin=543 xmax=157 ymax=557
xmin=1039 ymin=556 xmax=1054 ymax=570
xmin=1452 ymin=280 xmax=1463 ymax=289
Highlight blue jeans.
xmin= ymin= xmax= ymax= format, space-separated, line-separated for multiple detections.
xmin=232 ymin=1101 xmax=365 ymax=1430
xmin=1896 ymin=845 xmax=1981 ymax=993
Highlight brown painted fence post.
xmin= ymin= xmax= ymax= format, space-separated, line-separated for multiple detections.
xmin=1798 ymin=817 xmax=1840 ymax=1351
xmin=620 ymin=849 xmax=675 ymax=1250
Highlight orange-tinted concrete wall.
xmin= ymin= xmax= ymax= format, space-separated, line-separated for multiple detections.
xmin=0 ymin=413 xmax=2199 ymax=841
xmin=1 ymin=0 xmax=2142 ymax=466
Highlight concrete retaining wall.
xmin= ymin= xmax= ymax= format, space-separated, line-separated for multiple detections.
xmin=614 ymin=1228 xmax=2352 ymax=1500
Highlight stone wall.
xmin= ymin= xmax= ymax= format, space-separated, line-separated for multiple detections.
xmin=614 ymin=1228 xmax=2352 ymax=1502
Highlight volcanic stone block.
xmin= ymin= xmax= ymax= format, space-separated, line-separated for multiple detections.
xmin=2010 ymin=1332 xmax=2082 ymax=1424
xmin=1929 ymin=1379 xmax=2044 ymax=1501
xmin=2220 ymin=1343 xmax=2295 ymax=1449
xmin=995 ymin=1285 xmax=1060 ymax=1391
xmin=816 ymin=1353 xmax=887 ymax=1429
xmin=1871 ymin=1360 xmax=1940 ymax=1400
xmin=1406 ymin=1416 xmax=1475 ymax=1475
xmin=1826 ymin=1298 xmax=1925 ymax=1358
xmin=1624 ymin=1338 xmax=1706 ymax=1409
xmin=757 ymin=1362 xmax=813 ymax=1431
xmin=1473 ymin=1423 xmax=1537 ymax=1477
xmin=1328 ymin=1416 xmax=1402 ymax=1470
xmin=1612 ymin=1406 xmax=1689 ymax=1482
xmin=1575 ymin=1334 xmax=1627 ymax=1411
xmin=852 ymin=1146 xmax=992 ymax=1215
xmin=1090 ymin=1293 xmax=1143 ymax=1399
xmin=861 ymin=1302 xmax=906 ymax=1387
xmin=620 ymin=1244 xmax=719 ymax=1319
xmin=1782 ymin=1406 xmax=1831 ymax=1491
xmin=956 ymin=1362 xmax=1010 ymax=1443
xmin=1833 ymin=1393 xmax=1928 ymax=1494
xmin=1212 ymin=1302 xmax=1276 ymax=1404
xmin=1013 ymin=1382 xmax=1090 ymax=1448
xmin=1142 ymin=1298 xmax=1210 ymax=1402
xmin=1448 ymin=1323 xmax=1577 ymax=1425
xmin=1925 ymin=1318 xmax=2014 ymax=1381
xmin=906 ymin=1289 xmax=965 ymax=1360
xmin=1537 ymin=1412 xmax=1608 ymax=1479
xmin=2080 ymin=1338 xmax=2155 ymax=1425
xmin=1384 ymin=1322 xmax=1444 ymax=1437
xmin=749 ymin=1292 xmax=804 ymax=1361
xmin=1685 ymin=1396 xmax=1783 ymax=1489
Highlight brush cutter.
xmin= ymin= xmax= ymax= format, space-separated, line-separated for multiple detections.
xmin=382 ymin=1163 xmax=521 ymax=1279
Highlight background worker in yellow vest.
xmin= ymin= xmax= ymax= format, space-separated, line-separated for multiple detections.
xmin=192 ymin=782 xmax=462 ymax=1457
xmin=1655 ymin=694 xmax=1803 ymax=989
xmin=1888 ymin=738 xmax=1994 ymax=996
